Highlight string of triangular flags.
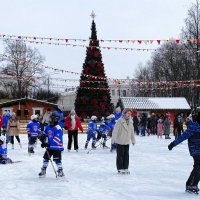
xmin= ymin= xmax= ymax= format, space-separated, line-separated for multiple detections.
xmin=0 ymin=37 xmax=197 ymax=52
xmin=0 ymin=33 xmax=199 ymax=45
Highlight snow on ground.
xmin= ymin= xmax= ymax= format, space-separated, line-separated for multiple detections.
xmin=0 ymin=134 xmax=199 ymax=200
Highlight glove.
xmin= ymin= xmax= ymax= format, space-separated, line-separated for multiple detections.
xmin=81 ymin=130 xmax=83 ymax=133
xmin=38 ymin=133 xmax=46 ymax=143
xmin=41 ymin=143 xmax=50 ymax=148
xmin=168 ymin=142 xmax=175 ymax=151
xmin=64 ymin=126 xmax=68 ymax=130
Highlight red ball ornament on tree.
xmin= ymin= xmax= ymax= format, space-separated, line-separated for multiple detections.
xmin=93 ymin=111 xmax=98 ymax=116
xmin=90 ymin=61 xmax=95 ymax=68
xmin=97 ymin=61 xmax=102 ymax=67
xmin=94 ymin=51 xmax=99 ymax=58
xmin=103 ymin=95 xmax=108 ymax=101
xmin=81 ymin=112 xmax=87 ymax=119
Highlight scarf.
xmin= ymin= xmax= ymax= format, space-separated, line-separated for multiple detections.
xmin=71 ymin=115 xmax=76 ymax=129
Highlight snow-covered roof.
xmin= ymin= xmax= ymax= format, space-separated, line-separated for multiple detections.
xmin=120 ymin=97 xmax=191 ymax=110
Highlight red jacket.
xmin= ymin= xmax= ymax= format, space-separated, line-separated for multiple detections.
xmin=65 ymin=116 xmax=83 ymax=132
xmin=0 ymin=116 xmax=3 ymax=128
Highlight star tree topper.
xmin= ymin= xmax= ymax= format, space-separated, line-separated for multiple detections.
xmin=90 ymin=10 xmax=96 ymax=19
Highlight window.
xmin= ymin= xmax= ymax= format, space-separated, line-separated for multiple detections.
xmin=117 ymin=90 xmax=120 ymax=97
xmin=111 ymin=90 xmax=115 ymax=96
xmin=122 ymin=90 xmax=127 ymax=97
xmin=32 ymin=107 xmax=44 ymax=117
xmin=2 ymin=107 xmax=13 ymax=115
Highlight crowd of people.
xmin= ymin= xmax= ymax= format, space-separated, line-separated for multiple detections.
xmin=133 ymin=112 xmax=185 ymax=139
xmin=0 ymin=106 xmax=200 ymax=193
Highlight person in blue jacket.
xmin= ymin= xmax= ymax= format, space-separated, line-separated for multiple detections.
xmin=97 ymin=117 xmax=110 ymax=148
xmin=26 ymin=115 xmax=41 ymax=154
xmin=107 ymin=114 xmax=117 ymax=152
xmin=38 ymin=113 xmax=65 ymax=177
xmin=52 ymin=104 xmax=65 ymax=129
xmin=0 ymin=136 xmax=12 ymax=164
xmin=168 ymin=113 xmax=200 ymax=194
xmin=2 ymin=112 xmax=11 ymax=144
xmin=85 ymin=116 xmax=98 ymax=149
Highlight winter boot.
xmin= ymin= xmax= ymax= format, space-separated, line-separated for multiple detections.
xmin=57 ymin=169 xmax=65 ymax=177
xmin=38 ymin=168 xmax=46 ymax=177
xmin=92 ymin=143 xmax=96 ymax=149
xmin=84 ymin=142 xmax=88 ymax=149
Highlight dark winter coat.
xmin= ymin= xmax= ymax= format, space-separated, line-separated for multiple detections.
xmin=173 ymin=120 xmax=200 ymax=157
xmin=163 ymin=118 xmax=171 ymax=135
xmin=139 ymin=115 xmax=147 ymax=127
xmin=133 ymin=117 xmax=139 ymax=128
xmin=150 ymin=116 xmax=157 ymax=127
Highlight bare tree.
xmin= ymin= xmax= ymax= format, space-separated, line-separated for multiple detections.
xmin=0 ymin=40 xmax=45 ymax=98
xmin=180 ymin=0 xmax=200 ymax=108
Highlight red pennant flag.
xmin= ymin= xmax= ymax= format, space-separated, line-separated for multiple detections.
xmin=65 ymin=39 xmax=68 ymax=43
xmin=176 ymin=40 xmax=180 ymax=44
xmin=138 ymin=40 xmax=142 ymax=44
xmin=157 ymin=40 xmax=161 ymax=45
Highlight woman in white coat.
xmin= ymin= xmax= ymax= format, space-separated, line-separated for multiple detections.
xmin=111 ymin=108 xmax=136 ymax=174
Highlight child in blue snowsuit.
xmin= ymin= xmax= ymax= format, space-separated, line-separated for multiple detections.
xmin=2 ymin=113 xmax=11 ymax=144
xmin=85 ymin=116 xmax=98 ymax=149
xmin=168 ymin=114 xmax=200 ymax=194
xmin=38 ymin=113 xmax=65 ymax=177
xmin=97 ymin=118 xmax=109 ymax=148
xmin=52 ymin=104 xmax=65 ymax=129
xmin=0 ymin=136 xmax=12 ymax=164
xmin=26 ymin=115 xmax=41 ymax=154
xmin=106 ymin=114 xmax=117 ymax=152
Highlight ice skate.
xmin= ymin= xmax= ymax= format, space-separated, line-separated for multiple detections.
xmin=103 ymin=143 xmax=109 ymax=149
xmin=57 ymin=169 xmax=65 ymax=177
xmin=84 ymin=143 xmax=88 ymax=149
xmin=28 ymin=147 xmax=35 ymax=155
xmin=12 ymin=144 xmax=14 ymax=149
xmin=186 ymin=186 xmax=199 ymax=194
xmin=38 ymin=168 xmax=46 ymax=177
xmin=92 ymin=143 xmax=96 ymax=149
xmin=124 ymin=169 xmax=130 ymax=174
xmin=19 ymin=143 xmax=22 ymax=148
xmin=118 ymin=169 xmax=126 ymax=174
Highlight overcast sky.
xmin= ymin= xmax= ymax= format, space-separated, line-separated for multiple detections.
xmin=0 ymin=0 xmax=195 ymax=90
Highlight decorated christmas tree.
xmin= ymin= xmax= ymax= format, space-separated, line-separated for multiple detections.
xmin=75 ymin=13 xmax=113 ymax=119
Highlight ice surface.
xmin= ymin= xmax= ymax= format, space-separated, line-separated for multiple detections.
xmin=0 ymin=134 xmax=198 ymax=200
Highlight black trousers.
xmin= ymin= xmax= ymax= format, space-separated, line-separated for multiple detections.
xmin=67 ymin=130 xmax=78 ymax=150
xmin=116 ymin=144 xmax=129 ymax=170
xmin=10 ymin=135 xmax=20 ymax=144
xmin=186 ymin=156 xmax=200 ymax=187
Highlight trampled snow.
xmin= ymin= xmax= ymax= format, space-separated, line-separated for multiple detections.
xmin=0 ymin=134 xmax=199 ymax=200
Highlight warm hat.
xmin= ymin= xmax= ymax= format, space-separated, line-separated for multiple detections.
xmin=122 ymin=108 xmax=132 ymax=115
xmin=115 ymin=107 xmax=121 ymax=113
